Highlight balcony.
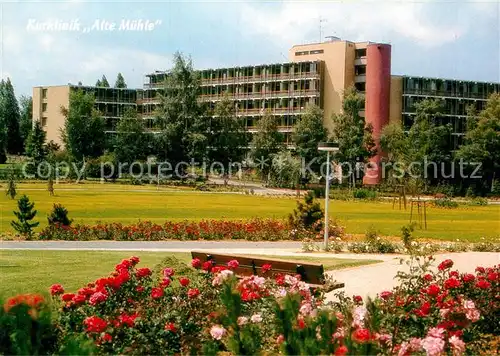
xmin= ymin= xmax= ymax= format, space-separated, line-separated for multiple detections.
xmin=355 ymin=75 xmax=366 ymax=83
xmin=200 ymin=72 xmax=321 ymax=86
xmin=354 ymin=58 xmax=367 ymax=66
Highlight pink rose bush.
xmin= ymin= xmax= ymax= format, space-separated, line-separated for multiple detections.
xmin=1 ymin=256 xmax=498 ymax=355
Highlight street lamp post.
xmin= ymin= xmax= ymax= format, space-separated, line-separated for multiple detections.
xmin=318 ymin=142 xmax=339 ymax=251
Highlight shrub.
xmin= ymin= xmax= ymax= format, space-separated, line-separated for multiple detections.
xmin=47 ymin=204 xmax=73 ymax=227
xmin=11 ymin=195 xmax=39 ymax=239
xmin=467 ymin=197 xmax=488 ymax=206
xmin=288 ymin=191 xmax=324 ymax=231
xmin=353 ymin=188 xmax=377 ymax=200
xmin=401 ymin=223 xmax=416 ymax=252
xmin=432 ymin=197 xmax=459 ymax=209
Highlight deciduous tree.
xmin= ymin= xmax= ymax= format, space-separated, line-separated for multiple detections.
xmin=19 ymin=95 xmax=33 ymax=151
xmin=155 ymin=52 xmax=208 ymax=171
xmin=330 ymin=86 xmax=375 ymax=186
xmin=114 ymin=108 xmax=148 ymax=163
xmin=61 ymin=89 xmax=106 ymax=161
xmin=250 ymin=111 xmax=283 ymax=181
xmin=456 ymin=93 xmax=500 ymax=192
xmin=209 ymin=95 xmax=249 ymax=178
xmin=292 ymin=104 xmax=327 ymax=175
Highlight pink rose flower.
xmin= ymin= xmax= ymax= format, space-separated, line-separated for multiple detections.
xmin=210 ymin=325 xmax=226 ymax=340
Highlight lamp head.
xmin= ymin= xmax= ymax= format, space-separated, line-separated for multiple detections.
xmin=318 ymin=142 xmax=340 ymax=152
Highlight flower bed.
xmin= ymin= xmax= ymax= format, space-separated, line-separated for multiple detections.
xmin=37 ymin=219 xmax=291 ymax=241
xmin=1 ymin=255 xmax=498 ymax=355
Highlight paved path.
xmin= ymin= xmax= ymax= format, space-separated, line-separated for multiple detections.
xmin=1 ymin=242 xmax=498 ymax=299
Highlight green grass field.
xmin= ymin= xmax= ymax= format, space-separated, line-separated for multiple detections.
xmin=0 ymin=183 xmax=499 ymax=241
xmin=0 ymin=250 xmax=379 ymax=299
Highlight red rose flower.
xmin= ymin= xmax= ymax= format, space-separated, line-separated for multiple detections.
xmin=262 ymin=264 xmax=272 ymax=273
xmin=165 ymin=322 xmax=176 ymax=332
xmin=462 ymin=273 xmax=475 ymax=283
xmin=116 ymin=259 xmax=132 ymax=271
xmin=427 ymin=284 xmax=441 ymax=297
xmin=380 ymin=291 xmax=393 ymax=300
xmin=151 ymin=287 xmax=164 ymax=299
xmin=444 ymin=277 xmax=461 ymax=289
xmin=89 ymin=292 xmax=108 ymax=306
xmin=187 ymin=288 xmax=200 ymax=299
xmin=353 ymin=295 xmax=363 ymax=304
xmin=297 ymin=318 xmax=306 ymax=330
xmin=423 ymin=274 xmax=433 ymax=282
xmin=50 ymin=284 xmax=64 ymax=296
xmin=335 ymin=345 xmax=348 ymax=356
xmin=352 ymin=328 xmax=371 ymax=343
xmin=415 ymin=301 xmax=431 ymax=317
xmin=450 ymin=271 xmax=459 ymax=278
xmin=475 ymin=266 xmax=485 ymax=273
xmin=476 ymin=280 xmax=491 ymax=289
xmin=163 ymin=268 xmax=174 ymax=277
xmin=136 ymin=285 xmax=145 ymax=293
xmin=160 ymin=278 xmax=171 ymax=288
xmin=135 ymin=268 xmax=152 ymax=279
xmin=227 ymin=259 xmax=240 ymax=270
xmin=276 ymin=274 xmax=285 ymax=286
xmin=118 ymin=312 xmax=139 ymax=327
xmin=62 ymin=293 xmax=75 ymax=302
xmin=101 ymin=333 xmax=112 ymax=343
xmin=179 ymin=277 xmax=190 ymax=287
xmin=83 ymin=315 xmax=108 ymax=333
xmin=487 ymin=272 xmax=498 ymax=281
xmin=129 ymin=256 xmax=140 ymax=265
xmin=202 ymin=261 xmax=213 ymax=272
xmin=191 ymin=258 xmax=202 ymax=269
xmin=73 ymin=294 xmax=86 ymax=305
xmin=438 ymin=259 xmax=454 ymax=271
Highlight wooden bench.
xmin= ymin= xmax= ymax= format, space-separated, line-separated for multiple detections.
xmin=191 ymin=251 xmax=344 ymax=292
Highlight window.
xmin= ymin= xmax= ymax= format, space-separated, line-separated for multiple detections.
xmin=42 ymin=89 xmax=47 ymax=99
xmin=41 ymin=117 xmax=47 ymax=127
xmin=355 ymin=65 xmax=366 ymax=76
xmin=355 ymin=48 xmax=367 ymax=58
xmin=295 ymin=51 xmax=309 ymax=56
xmin=355 ymin=82 xmax=366 ymax=92
xmin=309 ymin=49 xmax=324 ymax=54
xmin=42 ymin=103 xmax=47 ymax=112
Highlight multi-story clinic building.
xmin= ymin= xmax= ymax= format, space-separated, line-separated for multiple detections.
xmin=33 ymin=37 xmax=499 ymax=184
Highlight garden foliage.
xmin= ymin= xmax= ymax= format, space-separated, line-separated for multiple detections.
xmin=1 ymin=255 xmax=498 ymax=355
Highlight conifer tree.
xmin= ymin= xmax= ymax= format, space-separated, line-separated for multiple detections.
xmin=11 ymin=195 xmax=39 ymax=239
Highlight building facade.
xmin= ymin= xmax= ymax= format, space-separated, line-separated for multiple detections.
xmin=33 ymin=38 xmax=499 ymax=184
xmin=33 ymin=85 xmax=139 ymax=144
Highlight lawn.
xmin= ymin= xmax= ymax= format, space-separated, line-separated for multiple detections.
xmin=0 ymin=250 xmax=379 ymax=299
xmin=0 ymin=183 xmax=499 ymax=241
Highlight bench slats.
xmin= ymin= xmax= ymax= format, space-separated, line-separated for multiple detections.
xmin=191 ymin=251 xmax=326 ymax=285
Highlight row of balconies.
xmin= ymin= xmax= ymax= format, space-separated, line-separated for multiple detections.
xmin=144 ymin=72 xmax=321 ymax=89
xmin=137 ymin=90 xmax=320 ymax=105
xmin=199 ymin=90 xmax=321 ymax=101
xmin=403 ymin=89 xmax=492 ymax=100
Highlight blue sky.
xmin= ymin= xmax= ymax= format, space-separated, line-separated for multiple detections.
xmin=1 ymin=0 xmax=499 ymax=97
